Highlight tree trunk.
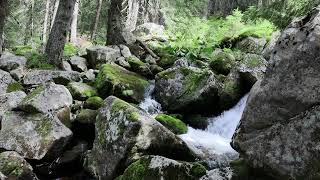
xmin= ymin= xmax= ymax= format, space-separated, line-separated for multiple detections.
xmin=70 ymin=0 xmax=79 ymax=44
xmin=45 ymin=0 xmax=76 ymax=67
xmin=42 ymin=0 xmax=50 ymax=46
xmin=51 ymin=0 xmax=59 ymax=30
xmin=24 ymin=0 xmax=34 ymax=45
xmin=106 ymin=0 xmax=126 ymax=45
xmin=124 ymin=0 xmax=140 ymax=32
xmin=90 ymin=0 xmax=103 ymax=40
xmin=0 ymin=0 xmax=8 ymax=55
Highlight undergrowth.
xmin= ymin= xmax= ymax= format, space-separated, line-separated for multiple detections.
xmin=153 ymin=9 xmax=277 ymax=60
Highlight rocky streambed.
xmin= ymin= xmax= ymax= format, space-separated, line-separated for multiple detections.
xmin=2 ymin=6 xmax=320 ymax=180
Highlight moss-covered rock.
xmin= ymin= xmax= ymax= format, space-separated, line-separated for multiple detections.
xmin=236 ymin=37 xmax=267 ymax=54
xmin=18 ymin=83 xmax=73 ymax=114
xmin=6 ymin=82 xmax=24 ymax=93
xmin=155 ymin=114 xmax=187 ymax=134
xmin=155 ymin=66 xmax=223 ymax=114
xmin=75 ymin=109 xmax=97 ymax=124
xmin=158 ymin=54 xmax=178 ymax=69
xmin=209 ymin=51 xmax=236 ymax=76
xmin=0 ymin=69 xmax=15 ymax=95
xmin=67 ymin=82 xmax=97 ymax=101
xmin=0 ymin=112 xmax=72 ymax=160
xmin=84 ymin=96 xmax=196 ymax=179
xmin=95 ymin=63 xmax=150 ymax=103
xmin=126 ymin=56 xmax=153 ymax=78
xmin=119 ymin=156 xmax=206 ymax=180
xmin=0 ymin=151 xmax=37 ymax=179
xmin=84 ymin=96 xmax=104 ymax=110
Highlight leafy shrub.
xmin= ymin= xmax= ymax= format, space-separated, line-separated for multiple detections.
xmin=26 ymin=53 xmax=54 ymax=70
xmin=155 ymin=9 xmax=277 ymax=61
xmin=64 ymin=43 xmax=80 ymax=57
xmin=11 ymin=45 xmax=36 ymax=56
xmin=244 ymin=0 xmax=320 ymax=28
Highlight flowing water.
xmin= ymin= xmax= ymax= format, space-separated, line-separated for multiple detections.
xmin=139 ymin=84 xmax=249 ymax=168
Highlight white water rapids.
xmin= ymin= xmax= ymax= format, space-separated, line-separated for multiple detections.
xmin=139 ymin=84 xmax=249 ymax=168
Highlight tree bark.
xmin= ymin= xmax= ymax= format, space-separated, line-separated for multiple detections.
xmin=0 ymin=0 xmax=8 ymax=55
xmin=46 ymin=0 xmax=76 ymax=67
xmin=70 ymin=0 xmax=79 ymax=44
xmin=24 ymin=0 xmax=34 ymax=45
xmin=42 ymin=0 xmax=50 ymax=46
xmin=51 ymin=0 xmax=59 ymax=30
xmin=90 ymin=0 xmax=103 ymax=40
xmin=106 ymin=0 xmax=126 ymax=45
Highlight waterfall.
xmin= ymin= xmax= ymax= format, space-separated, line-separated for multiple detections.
xmin=179 ymin=95 xmax=249 ymax=168
xmin=139 ymin=82 xmax=162 ymax=116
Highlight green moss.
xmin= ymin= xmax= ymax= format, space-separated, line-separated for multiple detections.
xmin=230 ymin=158 xmax=250 ymax=180
xmin=83 ymin=89 xmax=97 ymax=98
xmin=245 ymin=57 xmax=262 ymax=68
xmin=190 ymin=163 xmax=207 ymax=177
xmin=122 ymin=90 xmax=134 ymax=97
xmin=95 ymin=64 xmax=149 ymax=99
xmin=6 ymin=82 xmax=24 ymax=93
xmin=121 ymin=160 xmax=147 ymax=180
xmin=0 ymin=158 xmax=24 ymax=177
xmin=181 ymin=67 xmax=211 ymax=96
xmin=22 ymin=85 xmax=45 ymax=103
xmin=157 ymin=70 xmax=176 ymax=80
xmin=84 ymin=96 xmax=104 ymax=110
xmin=67 ymin=82 xmax=97 ymax=100
xmin=111 ymin=98 xmax=140 ymax=122
xmin=209 ymin=52 xmax=235 ymax=75
xmin=155 ymin=114 xmax=188 ymax=134
xmin=158 ymin=55 xmax=177 ymax=69
xmin=75 ymin=109 xmax=97 ymax=124
xmin=35 ymin=118 xmax=53 ymax=137
xmin=127 ymin=56 xmax=146 ymax=66
xmin=11 ymin=45 xmax=35 ymax=56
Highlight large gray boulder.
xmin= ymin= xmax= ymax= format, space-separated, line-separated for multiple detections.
xmin=155 ymin=66 xmax=222 ymax=114
xmin=118 ymin=155 xmax=207 ymax=180
xmin=18 ymin=83 xmax=73 ymax=114
xmin=0 ymin=91 xmax=26 ymax=112
xmin=0 ymin=52 xmax=27 ymax=72
xmin=86 ymin=46 xmax=122 ymax=69
xmin=69 ymin=56 xmax=88 ymax=72
xmin=84 ymin=96 xmax=196 ymax=179
xmin=0 ymin=112 xmax=72 ymax=160
xmin=232 ymin=7 xmax=320 ymax=179
xmin=236 ymin=37 xmax=267 ymax=54
xmin=0 ymin=151 xmax=38 ymax=179
xmin=133 ymin=23 xmax=168 ymax=42
xmin=22 ymin=70 xmax=81 ymax=86
xmin=0 ymin=70 xmax=15 ymax=95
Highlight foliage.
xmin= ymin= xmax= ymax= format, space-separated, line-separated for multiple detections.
xmin=244 ymin=0 xmax=320 ymax=28
xmin=156 ymin=9 xmax=277 ymax=60
xmin=6 ymin=82 xmax=24 ymax=93
xmin=64 ymin=43 xmax=80 ymax=57
xmin=25 ymin=53 xmax=54 ymax=70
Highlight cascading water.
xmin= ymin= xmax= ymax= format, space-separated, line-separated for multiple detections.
xmin=139 ymin=84 xmax=249 ymax=168
xmin=179 ymin=95 xmax=249 ymax=168
xmin=139 ymin=81 xmax=162 ymax=116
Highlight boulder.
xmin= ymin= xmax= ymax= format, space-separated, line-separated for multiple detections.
xmin=61 ymin=61 xmax=72 ymax=71
xmin=0 ymin=70 xmax=15 ymax=95
xmin=86 ymin=46 xmax=122 ymax=69
xmin=67 ymin=82 xmax=97 ymax=101
xmin=10 ymin=68 xmax=26 ymax=81
xmin=82 ymin=69 xmax=97 ymax=83
xmin=236 ymin=37 xmax=267 ymax=54
xmin=69 ymin=56 xmax=88 ymax=72
xmin=236 ymin=54 xmax=268 ymax=85
xmin=95 ymin=63 xmax=150 ymax=103
xmin=18 ymin=83 xmax=73 ymax=114
xmin=23 ymin=70 xmax=81 ymax=86
xmin=232 ymin=7 xmax=320 ymax=179
xmin=154 ymin=66 xmax=222 ymax=114
xmin=84 ymin=96 xmax=196 ymax=179
xmin=74 ymin=109 xmax=97 ymax=124
xmin=0 ymin=52 xmax=27 ymax=71
xmin=0 ymin=91 xmax=26 ymax=112
xmin=84 ymin=96 xmax=104 ymax=110
xmin=133 ymin=23 xmax=168 ymax=42
xmin=262 ymin=31 xmax=281 ymax=60
xmin=0 ymin=151 xmax=37 ymax=179
xmin=155 ymin=114 xmax=188 ymax=135
xmin=0 ymin=112 xmax=72 ymax=160
xmin=126 ymin=56 xmax=153 ymax=78
xmin=200 ymin=168 xmax=232 ymax=180
xmin=118 ymin=156 xmax=206 ymax=180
